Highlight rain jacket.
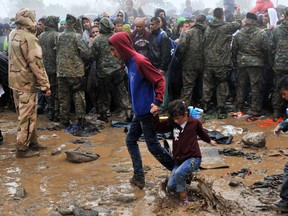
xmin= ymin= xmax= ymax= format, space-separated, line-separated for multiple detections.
xmin=250 ymin=0 xmax=275 ymax=14
xmin=109 ymin=32 xmax=165 ymax=117
xmin=8 ymin=8 xmax=50 ymax=93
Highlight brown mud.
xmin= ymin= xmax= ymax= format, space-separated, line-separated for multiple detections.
xmin=0 ymin=109 xmax=288 ymax=216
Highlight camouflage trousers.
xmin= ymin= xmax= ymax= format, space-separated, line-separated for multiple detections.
xmin=236 ymin=67 xmax=263 ymax=115
xmin=181 ymin=69 xmax=203 ymax=106
xmin=58 ymin=77 xmax=86 ymax=124
xmin=272 ymin=70 xmax=288 ymax=114
xmin=97 ymin=70 xmax=130 ymax=116
xmin=46 ymin=72 xmax=59 ymax=114
xmin=13 ymin=90 xmax=38 ymax=151
xmin=203 ymin=67 xmax=229 ymax=107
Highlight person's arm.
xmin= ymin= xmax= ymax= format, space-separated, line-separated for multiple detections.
xmin=26 ymin=36 xmax=50 ymax=93
xmin=196 ymin=120 xmax=216 ymax=146
xmin=274 ymin=120 xmax=288 ymax=136
xmin=159 ymin=33 xmax=171 ymax=71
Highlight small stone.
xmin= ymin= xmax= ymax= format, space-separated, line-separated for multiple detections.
xmin=114 ymin=195 xmax=136 ymax=203
xmin=242 ymin=132 xmax=266 ymax=148
xmin=15 ymin=186 xmax=27 ymax=198
xmin=228 ymin=180 xmax=243 ymax=187
xmin=73 ymin=207 xmax=98 ymax=216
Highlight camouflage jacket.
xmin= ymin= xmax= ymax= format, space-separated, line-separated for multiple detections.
xmin=57 ymin=26 xmax=92 ymax=78
xmin=92 ymin=33 xmax=122 ymax=78
xmin=232 ymin=25 xmax=269 ymax=68
xmin=8 ymin=9 xmax=50 ymax=93
xmin=203 ymin=18 xmax=241 ymax=67
xmin=39 ymin=27 xmax=60 ymax=75
xmin=177 ymin=23 xmax=206 ymax=71
xmin=271 ymin=20 xmax=288 ymax=71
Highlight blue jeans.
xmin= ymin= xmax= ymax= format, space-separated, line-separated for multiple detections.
xmin=126 ymin=113 xmax=174 ymax=179
xmin=167 ymin=157 xmax=201 ymax=193
xmin=280 ymin=162 xmax=288 ymax=202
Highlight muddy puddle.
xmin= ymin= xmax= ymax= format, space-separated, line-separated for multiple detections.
xmin=0 ymin=109 xmax=288 ymax=216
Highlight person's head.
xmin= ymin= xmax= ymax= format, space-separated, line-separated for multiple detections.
xmin=134 ymin=18 xmax=146 ymax=34
xmin=82 ymin=17 xmax=91 ymax=30
xmin=114 ymin=18 xmax=124 ymax=32
xmin=150 ymin=16 xmax=160 ymax=31
xmin=99 ymin=17 xmax=114 ymax=34
xmin=15 ymin=8 xmax=37 ymax=34
xmin=89 ymin=25 xmax=99 ymax=38
xmin=213 ymin=7 xmax=224 ymax=20
xmin=243 ymin=12 xmax=257 ymax=26
xmin=177 ymin=20 xmax=190 ymax=34
xmin=278 ymin=75 xmax=288 ymax=101
xmin=93 ymin=17 xmax=101 ymax=27
xmin=282 ymin=7 xmax=288 ymax=20
xmin=109 ymin=32 xmax=134 ymax=61
xmin=168 ymin=100 xmax=189 ymax=125
xmin=196 ymin=13 xmax=207 ymax=25
xmin=122 ymin=24 xmax=131 ymax=33
xmin=125 ymin=0 xmax=133 ymax=11
xmin=263 ymin=10 xmax=269 ymax=25
xmin=44 ymin=16 xmax=59 ymax=31
xmin=154 ymin=8 xmax=166 ymax=18
xmin=117 ymin=11 xmax=125 ymax=22
xmin=37 ymin=17 xmax=46 ymax=34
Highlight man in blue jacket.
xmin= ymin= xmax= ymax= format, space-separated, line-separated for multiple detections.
xmin=109 ymin=32 xmax=174 ymax=189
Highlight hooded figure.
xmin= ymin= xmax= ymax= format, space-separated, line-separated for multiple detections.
xmin=250 ymin=0 xmax=275 ymax=14
xmin=8 ymin=8 xmax=51 ymax=158
xmin=109 ymin=32 xmax=174 ymax=189
xmin=115 ymin=9 xmax=128 ymax=24
xmin=39 ymin=16 xmax=60 ymax=121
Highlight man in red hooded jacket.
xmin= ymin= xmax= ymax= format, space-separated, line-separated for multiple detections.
xmin=109 ymin=32 xmax=174 ymax=189
xmin=250 ymin=0 xmax=275 ymax=14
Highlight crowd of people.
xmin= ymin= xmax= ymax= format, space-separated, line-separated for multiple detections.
xmin=1 ymin=0 xmax=288 ymax=209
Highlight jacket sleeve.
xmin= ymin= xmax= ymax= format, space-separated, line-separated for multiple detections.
xmin=27 ymin=36 xmax=50 ymax=91
xmin=77 ymin=35 xmax=92 ymax=61
xmin=138 ymin=57 xmax=165 ymax=105
xmin=196 ymin=120 xmax=211 ymax=143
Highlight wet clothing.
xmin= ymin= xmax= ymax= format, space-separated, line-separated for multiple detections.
xmin=271 ymin=21 xmax=288 ymax=114
xmin=130 ymin=30 xmax=151 ymax=58
xmin=250 ymin=0 xmax=275 ymax=14
xmin=203 ymin=17 xmax=241 ymax=107
xmin=154 ymin=116 xmax=210 ymax=163
xmin=109 ymin=32 xmax=174 ymax=179
xmin=8 ymin=8 xmax=50 ymax=151
xmin=177 ymin=23 xmax=206 ymax=105
xmin=232 ymin=24 xmax=269 ymax=114
xmin=39 ymin=17 xmax=60 ymax=118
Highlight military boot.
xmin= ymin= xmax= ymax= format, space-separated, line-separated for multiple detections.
xmin=16 ymin=149 xmax=40 ymax=158
xmin=47 ymin=109 xmax=55 ymax=121
xmin=77 ymin=117 xmax=86 ymax=127
xmin=217 ymin=106 xmax=227 ymax=119
xmin=29 ymin=142 xmax=47 ymax=151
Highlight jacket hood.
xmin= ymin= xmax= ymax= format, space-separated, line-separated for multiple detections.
xmin=65 ymin=14 xmax=82 ymax=33
xmin=116 ymin=10 xmax=127 ymax=23
xmin=15 ymin=8 xmax=37 ymax=33
xmin=44 ymin=16 xmax=59 ymax=30
xmin=99 ymin=17 xmax=114 ymax=34
xmin=109 ymin=32 xmax=137 ymax=62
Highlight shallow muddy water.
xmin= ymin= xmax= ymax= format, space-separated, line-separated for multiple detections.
xmin=0 ymin=109 xmax=287 ymax=216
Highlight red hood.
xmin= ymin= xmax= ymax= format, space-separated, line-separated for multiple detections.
xmin=109 ymin=32 xmax=137 ymax=62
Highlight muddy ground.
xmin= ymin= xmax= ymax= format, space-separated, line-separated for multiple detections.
xmin=0 ymin=109 xmax=288 ymax=216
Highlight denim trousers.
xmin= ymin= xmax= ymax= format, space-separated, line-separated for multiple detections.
xmin=167 ymin=157 xmax=201 ymax=193
xmin=280 ymin=162 xmax=288 ymax=202
xmin=126 ymin=113 xmax=174 ymax=179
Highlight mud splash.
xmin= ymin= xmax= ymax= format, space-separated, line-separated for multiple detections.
xmin=0 ymin=110 xmax=287 ymax=215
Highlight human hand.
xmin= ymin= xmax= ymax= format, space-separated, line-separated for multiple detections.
xmin=159 ymin=69 xmax=164 ymax=75
xmin=274 ymin=124 xmax=282 ymax=136
xmin=150 ymin=103 xmax=160 ymax=116
xmin=45 ymin=90 xmax=51 ymax=97
xmin=209 ymin=140 xmax=217 ymax=146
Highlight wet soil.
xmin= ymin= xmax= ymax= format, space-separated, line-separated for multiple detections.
xmin=0 ymin=109 xmax=288 ymax=216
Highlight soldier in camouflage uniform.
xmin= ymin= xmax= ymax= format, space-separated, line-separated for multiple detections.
xmin=232 ymin=12 xmax=269 ymax=118
xmin=56 ymin=14 xmax=92 ymax=127
xmin=39 ymin=16 xmax=60 ymax=122
xmin=203 ymin=7 xmax=241 ymax=118
xmin=9 ymin=8 xmax=51 ymax=158
xmin=177 ymin=14 xmax=206 ymax=106
xmin=91 ymin=17 xmax=130 ymax=122
xmin=271 ymin=8 xmax=288 ymax=121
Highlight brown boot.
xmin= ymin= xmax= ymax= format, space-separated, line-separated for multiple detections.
xmin=16 ymin=149 xmax=40 ymax=158
xmin=29 ymin=142 xmax=47 ymax=151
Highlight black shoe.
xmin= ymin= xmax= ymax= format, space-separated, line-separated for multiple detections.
xmin=272 ymin=200 xmax=288 ymax=212
xmin=130 ymin=176 xmax=145 ymax=189
xmin=217 ymin=106 xmax=227 ymax=119
xmin=29 ymin=142 xmax=47 ymax=151
xmin=47 ymin=110 xmax=54 ymax=121
xmin=37 ymin=108 xmax=45 ymax=114
xmin=98 ymin=115 xmax=108 ymax=123
xmin=16 ymin=149 xmax=40 ymax=158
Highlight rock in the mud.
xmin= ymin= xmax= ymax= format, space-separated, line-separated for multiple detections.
xmin=56 ymin=205 xmax=74 ymax=215
xmin=65 ymin=147 xmax=100 ymax=163
xmin=228 ymin=180 xmax=243 ymax=187
xmin=242 ymin=132 xmax=266 ymax=148
xmin=114 ymin=195 xmax=136 ymax=203
xmin=15 ymin=186 xmax=27 ymax=198
xmin=73 ymin=207 xmax=98 ymax=216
